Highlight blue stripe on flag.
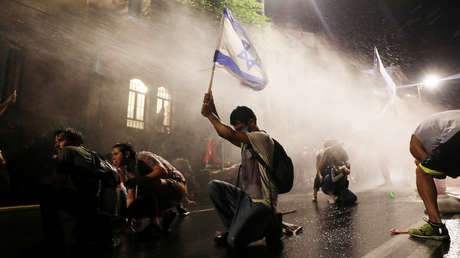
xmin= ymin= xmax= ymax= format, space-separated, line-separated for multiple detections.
xmin=214 ymin=50 xmax=265 ymax=88
xmin=223 ymin=8 xmax=250 ymax=42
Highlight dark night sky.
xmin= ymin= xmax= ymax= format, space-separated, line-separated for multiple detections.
xmin=265 ymin=0 xmax=460 ymax=107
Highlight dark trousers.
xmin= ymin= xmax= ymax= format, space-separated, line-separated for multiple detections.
xmin=321 ymin=176 xmax=356 ymax=205
xmin=208 ymin=180 xmax=276 ymax=248
xmin=128 ymin=178 xmax=186 ymax=218
xmin=39 ymin=179 xmax=111 ymax=252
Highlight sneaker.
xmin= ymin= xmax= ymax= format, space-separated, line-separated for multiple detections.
xmin=408 ymin=219 xmax=450 ymax=241
xmin=312 ymin=195 xmax=317 ymax=202
xmin=177 ymin=205 xmax=191 ymax=217
xmin=214 ymin=231 xmax=229 ymax=246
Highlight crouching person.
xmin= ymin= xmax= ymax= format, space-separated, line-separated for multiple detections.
xmin=111 ymin=143 xmax=186 ymax=238
xmin=314 ymin=140 xmax=356 ymax=205
xmin=41 ymin=129 xmax=113 ymax=255
xmin=201 ymin=91 xmax=282 ymax=249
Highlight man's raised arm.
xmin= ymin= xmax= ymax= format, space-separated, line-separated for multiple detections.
xmin=201 ymin=91 xmax=249 ymax=147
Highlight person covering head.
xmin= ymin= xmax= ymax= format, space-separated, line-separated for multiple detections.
xmin=111 ymin=143 xmax=186 ymax=236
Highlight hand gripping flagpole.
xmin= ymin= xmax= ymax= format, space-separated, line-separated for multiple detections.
xmin=207 ymin=3 xmax=227 ymax=93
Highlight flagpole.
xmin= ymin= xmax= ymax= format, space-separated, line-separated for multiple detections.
xmin=207 ymin=4 xmax=227 ymax=93
xmin=207 ymin=62 xmax=216 ymax=93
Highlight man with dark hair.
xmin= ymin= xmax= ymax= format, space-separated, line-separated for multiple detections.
xmin=407 ymin=110 xmax=460 ymax=240
xmin=229 ymin=106 xmax=256 ymax=126
xmin=201 ymin=91 xmax=282 ymax=249
xmin=111 ymin=143 xmax=187 ymax=237
xmin=41 ymin=128 xmax=115 ymax=254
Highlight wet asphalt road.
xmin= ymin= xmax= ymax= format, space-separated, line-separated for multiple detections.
xmin=2 ymin=187 xmax=459 ymax=257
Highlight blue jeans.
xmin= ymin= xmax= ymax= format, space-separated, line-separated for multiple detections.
xmin=208 ymin=180 xmax=275 ymax=248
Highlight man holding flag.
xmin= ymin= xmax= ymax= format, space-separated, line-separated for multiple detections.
xmin=201 ymin=92 xmax=282 ymax=249
xmin=201 ymin=7 xmax=281 ymax=249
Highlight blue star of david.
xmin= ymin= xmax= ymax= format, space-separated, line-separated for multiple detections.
xmin=237 ymin=40 xmax=256 ymax=70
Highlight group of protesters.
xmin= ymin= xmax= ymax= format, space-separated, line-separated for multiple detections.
xmin=41 ymin=129 xmax=190 ymax=254
xmin=2 ymin=87 xmax=459 ymax=255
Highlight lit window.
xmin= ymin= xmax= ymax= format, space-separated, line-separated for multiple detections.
xmin=156 ymin=87 xmax=171 ymax=132
xmin=127 ymin=79 xmax=148 ymax=129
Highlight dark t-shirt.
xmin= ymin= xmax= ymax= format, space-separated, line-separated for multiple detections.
xmin=57 ymin=145 xmax=99 ymax=194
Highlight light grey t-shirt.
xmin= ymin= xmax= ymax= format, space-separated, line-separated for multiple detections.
xmin=240 ymin=131 xmax=277 ymax=207
xmin=414 ymin=110 xmax=460 ymax=155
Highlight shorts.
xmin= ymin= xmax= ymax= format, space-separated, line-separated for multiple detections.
xmin=419 ymin=131 xmax=460 ymax=179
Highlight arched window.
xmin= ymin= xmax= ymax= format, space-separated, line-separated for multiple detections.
xmin=156 ymin=86 xmax=171 ymax=132
xmin=127 ymin=79 xmax=147 ymax=129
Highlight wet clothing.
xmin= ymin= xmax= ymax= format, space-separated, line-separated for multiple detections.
xmin=56 ymin=146 xmax=99 ymax=194
xmin=124 ymin=152 xmax=186 ymax=219
xmin=208 ymin=180 xmax=278 ymax=248
xmin=313 ymin=144 xmax=356 ymax=204
xmin=209 ymin=131 xmax=278 ymax=248
xmin=240 ymin=131 xmax=277 ymax=206
xmin=415 ymin=110 xmax=460 ymax=178
xmin=40 ymin=146 xmax=112 ymax=250
xmin=313 ymin=145 xmax=350 ymax=192
xmin=414 ymin=110 xmax=460 ymax=156
xmin=136 ymin=152 xmax=186 ymax=183
xmin=127 ymin=178 xmax=186 ymax=218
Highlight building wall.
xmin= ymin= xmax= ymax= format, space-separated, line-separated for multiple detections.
xmin=0 ymin=0 xmax=220 ymax=204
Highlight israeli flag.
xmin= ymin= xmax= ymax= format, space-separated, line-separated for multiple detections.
xmin=213 ymin=8 xmax=268 ymax=90
xmin=374 ymin=47 xmax=396 ymax=97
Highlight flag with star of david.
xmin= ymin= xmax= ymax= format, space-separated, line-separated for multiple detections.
xmin=213 ymin=8 xmax=268 ymax=90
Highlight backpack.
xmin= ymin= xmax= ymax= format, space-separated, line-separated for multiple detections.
xmin=252 ymin=139 xmax=294 ymax=194
xmin=92 ymin=153 xmax=120 ymax=188
xmin=91 ymin=152 xmax=124 ymax=216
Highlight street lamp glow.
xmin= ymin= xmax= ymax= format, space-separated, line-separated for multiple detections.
xmin=423 ymin=75 xmax=440 ymax=89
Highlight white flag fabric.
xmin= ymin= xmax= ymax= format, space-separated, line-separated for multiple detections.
xmin=374 ymin=47 xmax=396 ymax=97
xmin=213 ymin=8 xmax=268 ymax=90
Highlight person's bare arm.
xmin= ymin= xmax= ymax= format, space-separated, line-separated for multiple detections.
xmin=338 ymin=165 xmax=350 ymax=175
xmin=201 ymin=92 xmax=249 ymax=147
xmin=145 ymin=161 xmax=168 ymax=179
xmin=0 ymin=152 xmax=6 ymax=165
xmin=316 ymin=159 xmax=325 ymax=181
xmin=410 ymin=134 xmax=428 ymax=164
xmin=126 ymin=188 xmax=135 ymax=207
xmin=0 ymin=91 xmax=16 ymax=116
